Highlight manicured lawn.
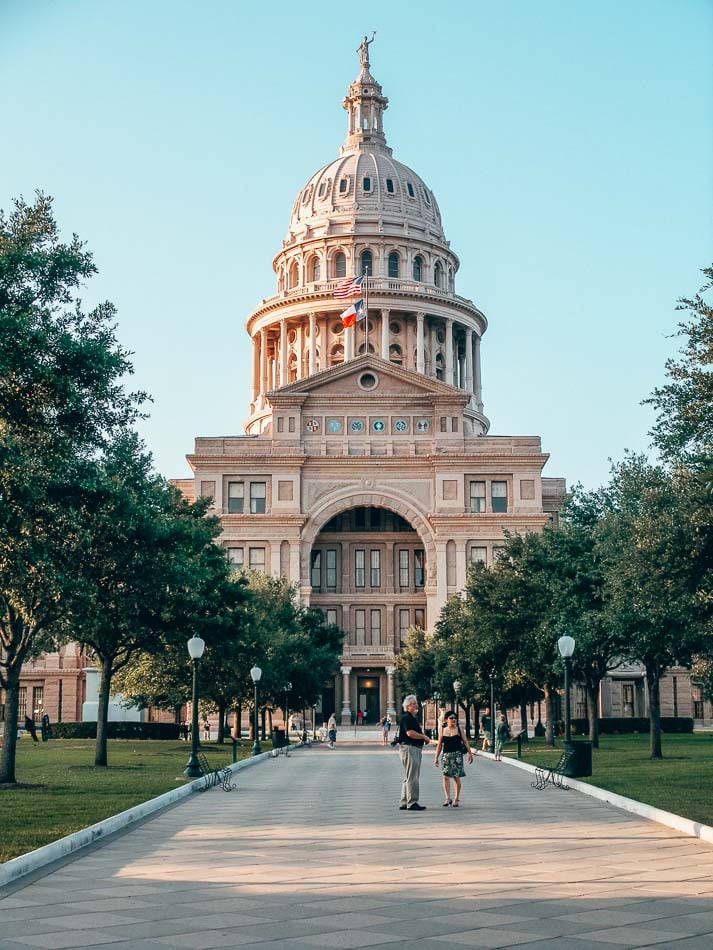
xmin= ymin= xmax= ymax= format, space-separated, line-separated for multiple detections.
xmin=0 ymin=737 xmax=264 ymax=863
xmin=512 ymin=732 xmax=713 ymax=827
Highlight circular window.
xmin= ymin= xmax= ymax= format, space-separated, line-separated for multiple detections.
xmin=287 ymin=329 xmax=297 ymax=344
xmin=358 ymin=372 xmax=378 ymax=391
xmin=437 ymin=329 xmax=446 ymax=344
xmin=390 ymin=322 xmax=401 ymax=334
xmin=331 ymin=321 xmax=343 ymax=335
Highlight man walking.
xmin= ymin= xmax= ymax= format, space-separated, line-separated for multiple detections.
xmin=398 ymin=695 xmax=430 ymax=811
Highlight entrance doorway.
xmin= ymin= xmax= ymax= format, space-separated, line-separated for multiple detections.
xmin=357 ymin=676 xmax=380 ymax=726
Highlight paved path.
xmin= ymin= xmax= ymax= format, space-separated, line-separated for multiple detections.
xmin=2 ymin=743 xmax=713 ymax=949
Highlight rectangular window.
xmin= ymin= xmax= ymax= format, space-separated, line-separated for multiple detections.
xmin=440 ymin=416 xmax=447 ymax=433
xmin=355 ymin=549 xmax=365 ymax=588
xmin=470 ymin=546 xmax=487 ymax=565
xmin=311 ymin=550 xmax=322 ymax=589
xmin=32 ymin=686 xmax=44 ymax=714
xmin=469 ymin=480 xmax=486 ymax=513
xmin=370 ymin=550 xmax=381 ymax=587
xmin=250 ymin=482 xmax=266 ymax=513
xmin=355 ymin=609 xmax=366 ymax=645
xmin=414 ymin=608 xmax=425 ymax=629
xmin=326 ymin=608 xmax=338 ymax=627
xmin=18 ymin=686 xmax=27 ymax=719
xmin=227 ymin=481 xmax=244 ymax=513
xmin=491 ymin=480 xmax=508 ymax=513
xmin=399 ymin=609 xmax=410 ymax=639
xmin=248 ymin=547 xmax=265 ymax=572
xmin=370 ymin=609 xmax=381 ymax=645
xmin=386 ymin=178 xmax=395 ymax=194
xmin=693 ymin=686 xmax=703 ymax=719
xmin=622 ymin=683 xmax=634 ymax=718
xmin=277 ymin=417 xmax=284 ymax=433
xmin=326 ymin=549 xmax=337 ymax=589
xmin=399 ymin=549 xmax=409 ymax=587
xmin=492 ymin=545 xmax=506 ymax=561
xmin=227 ymin=547 xmax=244 ymax=569
xmin=414 ymin=550 xmax=425 ymax=588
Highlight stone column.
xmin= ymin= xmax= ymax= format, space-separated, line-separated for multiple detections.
xmin=416 ymin=311 xmax=425 ymax=374
xmin=340 ymin=666 xmax=352 ymax=725
xmin=279 ymin=319 xmax=288 ymax=386
xmin=251 ymin=335 xmax=259 ymax=403
xmin=259 ymin=328 xmax=268 ymax=400
xmin=381 ymin=308 xmax=390 ymax=360
xmin=386 ymin=666 xmax=397 ymax=718
xmin=474 ymin=334 xmax=483 ymax=411
xmin=309 ymin=312 xmax=317 ymax=375
xmin=430 ymin=323 xmax=439 ymax=378
xmin=465 ymin=327 xmax=474 ymax=396
xmin=445 ymin=318 xmax=454 ymax=385
xmin=296 ymin=324 xmax=304 ymax=380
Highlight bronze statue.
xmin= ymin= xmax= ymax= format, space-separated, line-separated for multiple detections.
xmin=357 ymin=32 xmax=376 ymax=68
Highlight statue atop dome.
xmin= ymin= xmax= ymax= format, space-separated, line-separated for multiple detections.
xmin=357 ymin=31 xmax=376 ymax=68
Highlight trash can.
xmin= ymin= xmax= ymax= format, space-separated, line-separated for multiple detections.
xmin=564 ymin=739 xmax=592 ymax=777
xmin=272 ymin=727 xmax=287 ymax=750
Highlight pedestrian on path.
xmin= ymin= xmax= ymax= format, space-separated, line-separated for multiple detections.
xmin=380 ymin=715 xmax=391 ymax=745
xmin=203 ymin=719 xmax=210 ymax=741
xmin=434 ymin=710 xmax=474 ymax=806
xmin=480 ymin=707 xmax=491 ymax=751
xmin=24 ymin=714 xmax=39 ymax=743
xmin=327 ymin=713 xmax=337 ymax=748
xmin=494 ymin=713 xmax=510 ymax=761
xmin=398 ymin=695 xmax=430 ymax=811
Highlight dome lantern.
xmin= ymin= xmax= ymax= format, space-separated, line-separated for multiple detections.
xmin=341 ymin=34 xmax=391 ymax=156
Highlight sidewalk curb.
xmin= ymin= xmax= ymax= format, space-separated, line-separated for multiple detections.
xmin=497 ymin=752 xmax=713 ymax=845
xmin=0 ymin=748 xmax=281 ymax=889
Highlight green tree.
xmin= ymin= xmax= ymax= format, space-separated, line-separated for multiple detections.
xmin=0 ymin=194 xmax=143 ymax=784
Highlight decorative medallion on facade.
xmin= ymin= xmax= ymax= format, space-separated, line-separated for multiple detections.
xmin=350 ymin=419 xmax=365 ymax=432
xmin=372 ymin=419 xmax=385 ymax=433
xmin=394 ymin=419 xmax=408 ymax=433
xmin=305 ymin=419 xmax=321 ymax=433
xmin=327 ymin=418 xmax=343 ymax=433
xmin=416 ymin=418 xmax=430 ymax=433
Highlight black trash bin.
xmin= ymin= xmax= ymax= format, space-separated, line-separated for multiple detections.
xmin=564 ymin=739 xmax=592 ymax=777
xmin=272 ymin=727 xmax=287 ymax=750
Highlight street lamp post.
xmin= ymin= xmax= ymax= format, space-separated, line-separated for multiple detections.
xmin=433 ymin=690 xmax=441 ymax=737
xmin=183 ymin=634 xmax=206 ymax=778
xmin=453 ymin=680 xmax=461 ymax=726
xmin=284 ymin=681 xmax=291 ymax=742
xmin=250 ymin=665 xmax=262 ymax=756
xmin=490 ymin=667 xmax=496 ymax=752
xmin=312 ymin=704 xmax=317 ymax=741
xmin=557 ymin=635 xmax=575 ymax=743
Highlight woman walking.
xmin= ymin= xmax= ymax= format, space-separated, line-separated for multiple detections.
xmin=433 ymin=710 xmax=474 ymax=807
xmin=327 ymin=713 xmax=337 ymax=749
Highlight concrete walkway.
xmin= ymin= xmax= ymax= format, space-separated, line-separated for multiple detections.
xmin=2 ymin=743 xmax=713 ymax=949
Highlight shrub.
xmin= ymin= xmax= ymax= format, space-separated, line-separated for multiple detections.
xmin=568 ymin=717 xmax=694 ymax=735
xmin=50 ymin=721 xmax=181 ymax=740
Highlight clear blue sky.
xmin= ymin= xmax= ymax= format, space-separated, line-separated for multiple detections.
xmin=2 ymin=1 xmax=711 ymax=490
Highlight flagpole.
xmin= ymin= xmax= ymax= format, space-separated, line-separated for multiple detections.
xmin=364 ymin=273 xmax=369 ymax=356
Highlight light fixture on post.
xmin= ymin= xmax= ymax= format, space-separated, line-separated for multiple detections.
xmin=312 ymin=703 xmax=317 ymax=741
xmin=284 ymin=681 xmax=291 ymax=743
xmin=453 ymin=680 xmax=461 ymax=724
xmin=183 ymin=634 xmax=206 ymax=778
xmin=490 ymin=667 xmax=496 ymax=751
xmin=432 ymin=690 xmax=441 ymax=737
xmin=557 ymin=635 xmax=575 ymax=743
xmin=250 ymin=665 xmax=262 ymax=756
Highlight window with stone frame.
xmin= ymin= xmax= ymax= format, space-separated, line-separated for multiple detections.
xmin=227 ymin=481 xmax=244 ymax=513
xmin=326 ymin=549 xmax=337 ymax=589
xmin=370 ymin=609 xmax=381 ymax=645
xmin=412 ymin=255 xmax=423 ymax=281
xmin=250 ymin=482 xmax=266 ymax=513
xmin=414 ymin=549 xmax=425 ymax=587
xmin=491 ymin=481 xmax=508 ymax=513
xmin=398 ymin=549 xmax=409 ymax=588
xmin=414 ymin=608 xmax=425 ymax=629
xmin=469 ymin=480 xmax=486 ymax=513
xmin=248 ymin=547 xmax=266 ymax=572
xmin=355 ymin=609 xmax=366 ymax=645
xmin=370 ymin=549 xmax=381 ymax=587
xmin=469 ymin=545 xmax=487 ymax=565
xmin=311 ymin=550 xmax=322 ymax=589
xmin=334 ymin=252 xmax=346 ymax=278
xmin=227 ymin=547 xmax=244 ymax=570
xmin=388 ymin=251 xmax=399 ymax=278
xmin=361 ymin=250 xmax=373 ymax=276
xmin=355 ymin=549 xmax=366 ymax=588
xmin=399 ymin=609 xmax=410 ymax=639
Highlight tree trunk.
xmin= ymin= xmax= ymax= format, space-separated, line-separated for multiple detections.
xmin=234 ymin=704 xmax=241 ymax=738
xmin=544 ymin=687 xmax=556 ymax=746
xmin=173 ymin=705 xmax=181 ymax=724
xmin=586 ymin=682 xmax=600 ymax=749
xmin=94 ymin=658 xmax=113 ymax=767
xmin=647 ymin=663 xmax=663 ymax=759
xmin=519 ymin=700 xmax=529 ymax=742
xmin=216 ymin=699 xmax=226 ymax=745
xmin=0 ymin=665 xmax=21 ymax=784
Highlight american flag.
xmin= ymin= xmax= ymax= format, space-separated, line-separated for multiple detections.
xmin=333 ymin=275 xmax=364 ymax=299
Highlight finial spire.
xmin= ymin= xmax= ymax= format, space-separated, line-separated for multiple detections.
xmin=357 ymin=31 xmax=376 ymax=68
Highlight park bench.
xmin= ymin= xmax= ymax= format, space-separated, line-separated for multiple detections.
xmin=531 ymin=747 xmax=574 ymax=790
xmin=196 ymin=752 xmax=236 ymax=792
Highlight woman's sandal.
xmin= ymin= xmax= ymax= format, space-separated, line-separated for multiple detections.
xmin=453 ymin=800 xmax=460 ymax=807
xmin=443 ymin=799 xmax=452 ymax=807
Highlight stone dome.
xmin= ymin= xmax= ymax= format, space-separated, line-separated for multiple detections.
xmin=284 ymin=59 xmax=446 ymax=249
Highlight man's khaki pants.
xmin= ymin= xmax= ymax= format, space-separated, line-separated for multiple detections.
xmin=399 ymin=744 xmax=423 ymax=807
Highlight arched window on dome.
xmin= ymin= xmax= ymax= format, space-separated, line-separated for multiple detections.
xmin=289 ymin=261 xmax=299 ymax=289
xmin=413 ymin=256 xmax=423 ymax=282
xmin=357 ymin=342 xmax=376 ymax=355
xmin=448 ymin=266 xmax=454 ymax=291
xmin=330 ymin=343 xmax=344 ymax=368
xmin=434 ymin=261 xmax=443 ymax=288
xmin=310 ymin=258 xmax=321 ymax=282
xmin=287 ymin=353 xmax=297 ymax=384
xmin=388 ymin=252 xmax=400 ymax=279
xmin=334 ymin=253 xmax=346 ymax=279
xmin=435 ymin=352 xmax=445 ymax=381
xmin=389 ymin=343 xmax=403 ymax=366
xmin=360 ymin=250 xmax=373 ymax=277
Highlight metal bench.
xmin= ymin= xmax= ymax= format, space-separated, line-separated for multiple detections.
xmin=531 ymin=748 xmax=574 ymax=790
xmin=196 ymin=752 xmax=236 ymax=792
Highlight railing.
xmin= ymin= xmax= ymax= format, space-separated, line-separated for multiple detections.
xmin=253 ymin=278 xmax=478 ymax=313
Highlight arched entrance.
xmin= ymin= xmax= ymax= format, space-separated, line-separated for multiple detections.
xmin=307 ymin=504 xmax=429 ymax=725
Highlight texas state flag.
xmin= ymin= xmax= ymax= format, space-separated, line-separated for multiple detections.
xmin=340 ymin=298 xmax=365 ymax=328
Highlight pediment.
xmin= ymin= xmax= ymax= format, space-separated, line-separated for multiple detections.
xmin=267 ymin=355 xmax=467 ymax=404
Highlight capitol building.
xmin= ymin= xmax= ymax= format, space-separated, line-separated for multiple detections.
xmin=178 ymin=41 xmax=565 ymax=726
